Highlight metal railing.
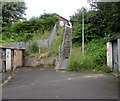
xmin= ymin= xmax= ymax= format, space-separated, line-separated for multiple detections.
xmin=55 ymin=25 xmax=72 ymax=70
xmin=48 ymin=24 xmax=57 ymax=49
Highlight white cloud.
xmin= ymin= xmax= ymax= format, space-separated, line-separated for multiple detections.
xmin=24 ymin=0 xmax=90 ymax=20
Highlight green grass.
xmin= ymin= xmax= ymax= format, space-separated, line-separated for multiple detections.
xmin=1 ymin=31 xmax=50 ymax=44
xmin=67 ymin=38 xmax=111 ymax=73
xmin=1 ymin=24 xmax=64 ymax=57
xmin=25 ymin=26 xmax=64 ymax=57
xmin=48 ymin=26 xmax=64 ymax=56
xmin=67 ymin=47 xmax=97 ymax=71
xmin=33 ymin=31 xmax=51 ymax=40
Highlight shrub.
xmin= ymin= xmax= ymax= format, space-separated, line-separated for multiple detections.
xmin=68 ymin=38 xmax=109 ymax=72
xmin=101 ymin=65 xmax=111 ymax=73
xmin=2 ymin=13 xmax=59 ymax=43
xmin=40 ymin=47 xmax=47 ymax=53
xmin=67 ymin=52 xmax=96 ymax=71
xmin=10 ymin=13 xmax=58 ymax=34
xmin=85 ymin=38 xmax=107 ymax=65
xmin=28 ymin=42 xmax=39 ymax=54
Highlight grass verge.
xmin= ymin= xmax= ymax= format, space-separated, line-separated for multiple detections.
xmin=67 ymin=38 xmax=111 ymax=73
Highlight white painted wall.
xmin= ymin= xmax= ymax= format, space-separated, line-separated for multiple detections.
xmin=6 ymin=49 xmax=12 ymax=71
xmin=107 ymin=42 xmax=113 ymax=70
xmin=60 ymin=21 xmax=64 ymax=26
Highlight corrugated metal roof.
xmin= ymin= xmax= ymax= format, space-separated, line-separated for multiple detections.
xmin=0 ymin=46 xmax=25 ymax=50
xmin=107 ymin=33 xmax=120 ymax=42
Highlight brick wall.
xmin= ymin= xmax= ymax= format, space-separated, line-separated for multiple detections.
xmin=58 ymin=17 xmax=69 ymax=26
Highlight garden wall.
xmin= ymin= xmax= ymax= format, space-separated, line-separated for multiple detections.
xmin=24 ymin=56 xmax=56 ymax=67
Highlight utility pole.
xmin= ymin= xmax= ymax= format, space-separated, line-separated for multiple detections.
xmin=82 ymin=7 xmax=85 ymax=56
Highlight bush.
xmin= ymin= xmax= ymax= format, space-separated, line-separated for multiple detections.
xmin=10 ymin=13 xmax=58 ymax=34
xmin=39 ymin=47 xmax=47 ymax=53
xmin=68 ymin=38 xmax=109 ymax=72
xmin=101 ymin=65 xmax=111 ymax=73
xmin=2 ymin=13 xmax=59 ymax=43
xmin=28 ymin=42 xmax=39 ymax=54
xmin=67 ymin=51 xmax=97 ymax=71
xmin=2 ymin=32 xmax=34 ymax=42
xmin=85 ymin=38 xmax=107 ymax=65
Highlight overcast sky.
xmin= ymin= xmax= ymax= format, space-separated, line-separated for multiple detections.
xmin=24 ymin=0 xmax=90 ymax=20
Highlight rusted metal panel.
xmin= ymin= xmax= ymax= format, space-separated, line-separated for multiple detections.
xmin=6 ymin=49 xmax=12 ymax=71
xmin=13 ymin=50 xmax=23 ymax=69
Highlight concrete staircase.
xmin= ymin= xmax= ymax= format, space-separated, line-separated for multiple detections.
xmin=63 ymin=27 xmax=71 ymax=59
xmin=55 ymin=25 xmax=72 ymax=70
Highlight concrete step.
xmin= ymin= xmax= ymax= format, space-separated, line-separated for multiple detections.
xmin=59 ymin=59 xmax=68 ymax=69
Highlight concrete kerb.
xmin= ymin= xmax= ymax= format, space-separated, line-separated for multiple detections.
xmin=0 ymin=73 xmax=15 ymax=86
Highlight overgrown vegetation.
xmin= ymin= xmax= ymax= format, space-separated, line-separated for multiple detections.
xmin=48 ymin=26 xmax=64 ymax=56
xmin=26 ymin=42 xmax=39 ymax=56
xmin=25 ymin=26 xmax=64 ymax=57
xmin=67 ymin=2 xmax=120 ymax=72
xmin=1 ymin=1 xmax=119 ymax=71
xmin=67 ymin=38 xmax=111 ymax=73
xmin=1 ymin=2 xmax=27 ymax=32
xmin=70 ymin=2 xmax=120 ymax=43
xmin=1 ymin=13 xmax=58 ymax=43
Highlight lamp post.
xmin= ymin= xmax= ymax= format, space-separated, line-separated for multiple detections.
xmin=82 ymin=7 xmax=85 ymax=56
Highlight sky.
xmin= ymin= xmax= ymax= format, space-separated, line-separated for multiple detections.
xmin=24 ymin=0 xmax=90 ymax=20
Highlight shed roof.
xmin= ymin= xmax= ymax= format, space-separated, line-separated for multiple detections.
xmin=0 ymin=46 xmax=25 ymax=50
xmin=54 ymin=13 xmax=69 ymax=22
xmin=107 ymin=33 xmax=120 ymax=42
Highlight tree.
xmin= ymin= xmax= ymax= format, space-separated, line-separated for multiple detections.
xmin=10 ymin=13 xmax=58 ymax=33
xmin=88 ymin=2 xmax=120 ymax=35
xmin=70 ymin=8 xmax=98 ymax=43
xmin=1 ymin=1 xmax=27 ymax=32
xmin=70 ymin=2 xmax=120 ymax=43
xmin=1 ymin=13 xmax=59 ymax=42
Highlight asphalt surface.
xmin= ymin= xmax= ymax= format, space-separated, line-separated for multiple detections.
xmin=2 ymin=67 xmax=119 ymax=99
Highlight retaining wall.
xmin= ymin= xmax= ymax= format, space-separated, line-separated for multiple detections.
xmin=24 ymin=56 xmax=56 ymax=67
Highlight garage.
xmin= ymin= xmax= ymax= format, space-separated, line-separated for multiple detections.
xmin=107 ymin=33 xmax=120 ymax=72
xmin=0 ymin=47 xmax=25 ymax=72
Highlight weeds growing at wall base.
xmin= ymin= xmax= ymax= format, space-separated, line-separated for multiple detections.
xmin=67 ymin=38 xmax=111 ymax=73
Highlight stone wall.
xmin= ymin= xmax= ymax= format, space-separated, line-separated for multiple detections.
xmin=24 ymin=56 xmax=56 ymax=67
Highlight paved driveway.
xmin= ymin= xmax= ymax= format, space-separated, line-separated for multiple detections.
xmin=2 ymin=67 xmax=119 ymax=99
